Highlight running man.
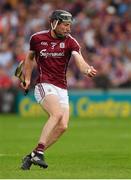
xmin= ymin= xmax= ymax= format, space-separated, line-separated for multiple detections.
xmin=20 ymin=9 xmax=97 ymax=170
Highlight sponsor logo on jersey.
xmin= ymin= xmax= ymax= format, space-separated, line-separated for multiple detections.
xmin=40 ymin=49 xmax=64 ymax=58
xmin=60 ymin=42 xmax=65 ymax=48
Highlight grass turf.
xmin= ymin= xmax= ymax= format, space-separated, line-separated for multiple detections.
xmin=0 ymin=115 xmax=131 ymax=179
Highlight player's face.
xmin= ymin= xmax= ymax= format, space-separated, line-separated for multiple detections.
xmin=55 ymin=22 xmax=71 ymax=37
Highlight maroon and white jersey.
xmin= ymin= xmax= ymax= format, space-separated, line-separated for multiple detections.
xmin=30 ymin=30 xmax=80 ymax=89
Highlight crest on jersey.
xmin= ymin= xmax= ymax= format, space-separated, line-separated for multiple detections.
xmin=60 ymin=42 xmax=65 ymax=48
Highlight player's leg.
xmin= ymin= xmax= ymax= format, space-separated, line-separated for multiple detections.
xmin=31 ymin=94 xmax=64 ymax=168
xmin=21 ymin=83 xmax=68 ymax=170
xmin=21 ymin=94 xmax=63 ymax=170
xmin=37 ymin=94 xmax=64 ymax=146
xmin=44 ymin=106 xmax=69 ymax=150
xmin=43 ymin=86 xmax=70 ymax=150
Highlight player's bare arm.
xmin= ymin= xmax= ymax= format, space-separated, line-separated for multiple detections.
xmin=22 ymin=50 xmax=35 ymax=90
xmin=72 ymin=52 xmax=97 ymax=77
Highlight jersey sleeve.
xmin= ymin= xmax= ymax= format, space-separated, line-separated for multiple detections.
xmin=68 ymin=36 xmax=81 ymax=55
xmin=29 ymin=35 xmax=35 ymax=51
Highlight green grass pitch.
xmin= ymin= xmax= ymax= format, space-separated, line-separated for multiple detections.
xmin=0 ymin=115 xmax=131 ymax=179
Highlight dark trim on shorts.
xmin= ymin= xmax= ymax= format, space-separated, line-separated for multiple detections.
xmin=38 ymin=83 xmax=45 ymax=100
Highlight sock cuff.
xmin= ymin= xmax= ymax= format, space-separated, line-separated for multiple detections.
xmin=34 ymin=143 xmax=45 ymax=153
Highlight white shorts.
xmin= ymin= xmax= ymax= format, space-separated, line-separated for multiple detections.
xmin=34 ymin=83 xmax=69 ymax=106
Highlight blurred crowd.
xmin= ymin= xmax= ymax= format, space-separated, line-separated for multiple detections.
xmin=0 ymin=0 xmax=131 ymax=90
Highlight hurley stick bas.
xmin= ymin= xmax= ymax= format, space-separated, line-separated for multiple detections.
xmin=15 ymin=61 xmax=29 ymax=95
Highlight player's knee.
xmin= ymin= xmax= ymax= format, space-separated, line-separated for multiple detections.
xmin=52 ymin=112 xmax=63 ymax=121
xmin=59 ymin=121 xmax=68 ymax=132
